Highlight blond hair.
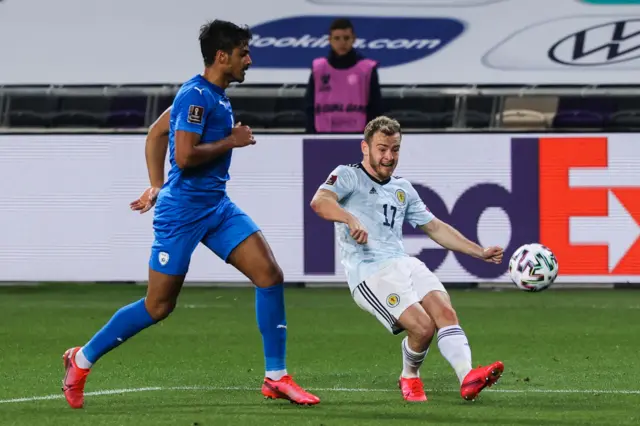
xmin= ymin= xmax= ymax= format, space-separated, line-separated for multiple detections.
xmin=364 ymin=116 xmax=402 ymax=143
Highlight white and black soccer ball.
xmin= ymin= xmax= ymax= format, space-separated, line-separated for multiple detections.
xmin=508 ymin=243 xmax=559 ymax=292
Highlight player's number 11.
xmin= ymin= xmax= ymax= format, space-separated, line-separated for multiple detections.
xmin=382 ymin=204 xmax=397 ymax=229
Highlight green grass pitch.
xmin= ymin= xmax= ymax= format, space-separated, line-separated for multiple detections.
xmin=0 ymin=284 xmax=638 ymax=425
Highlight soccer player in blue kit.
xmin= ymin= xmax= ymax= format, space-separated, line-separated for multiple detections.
xmin=61 ymin=20 xmax=320 ymax=408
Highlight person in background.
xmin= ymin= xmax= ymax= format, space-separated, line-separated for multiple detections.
xmin=304 ymin=18 xmax=382 ymax=134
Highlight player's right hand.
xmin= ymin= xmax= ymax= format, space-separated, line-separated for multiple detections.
xmin=130 ymin=187 xmax=160 ymax=214
xmin=347 ymin=215 xmax=368 ymax=244
xmin=231 ymin=122 xmax=256 ymax=147
xmin=482 ymin=246 xmax=504 ymax=264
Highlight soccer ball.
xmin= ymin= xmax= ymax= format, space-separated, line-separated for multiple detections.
xmin=508 ymin=243 xmax=559 ymax=292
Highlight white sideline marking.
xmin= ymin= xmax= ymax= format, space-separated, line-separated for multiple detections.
xmin=0 ymin=387 xmax=162 ymax=404
xmin=1 ymin=385 xmax=639 ymax=404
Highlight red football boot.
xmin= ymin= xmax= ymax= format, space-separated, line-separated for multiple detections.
xmin=398 ymin=377 xmax=428 ymax=402
xmin=262 ymin=375 xmax=320 ymax=405
xmin=61 ymin=347 xmax=91 ymax=409
xmin=460 ymin=361 xmax=504 ymax=401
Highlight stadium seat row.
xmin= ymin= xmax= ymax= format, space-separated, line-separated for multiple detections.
xmin=2 ymin=94 xmax=639 ymax=130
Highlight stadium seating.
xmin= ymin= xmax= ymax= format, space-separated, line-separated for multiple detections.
xmin=608 ymin=110 xmax=640 ymax=130
xmin=105 ymin=96 xmax=147 ymax=128
xmin=2 ymin=85 xmax=640 ymax=131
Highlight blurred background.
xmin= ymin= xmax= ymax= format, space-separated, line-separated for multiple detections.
xmin=2 ymin=0 xmax=638 ymax=287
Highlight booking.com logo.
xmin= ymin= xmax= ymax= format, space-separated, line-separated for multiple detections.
xmin=248 ymin=16 xmax=465 ymax=68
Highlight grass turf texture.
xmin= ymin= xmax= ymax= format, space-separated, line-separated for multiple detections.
xmin=0 ymin=284 xmax=638 ymax=425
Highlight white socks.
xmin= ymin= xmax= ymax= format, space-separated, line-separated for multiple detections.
xmin=401 ymin=337 xmax=428 ymax=379
xmin=437 ymin=325 xmax=472 ymax=383
xmin=74 ymin=348 xmax=93 ymax=369
xmin=265 ymin=369 xmax=287 ymax=381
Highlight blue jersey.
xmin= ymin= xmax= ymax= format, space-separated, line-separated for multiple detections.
xmin=163 ymin=74 xmax=235 ymax=206
xmin=149 ymin=75 xmax=261 ymax=275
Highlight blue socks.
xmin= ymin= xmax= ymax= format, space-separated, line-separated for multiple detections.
xmin=255 ymin=284 xmax=287 ymax=374
xmin=81 ymin=298 xmax=156 ymax=364
xmin=79 ymin=287 xmax=287 ymax=377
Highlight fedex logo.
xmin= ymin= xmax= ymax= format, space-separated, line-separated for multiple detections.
xmin=302 ymin=136 xmax=640 ymax=281
xmin=539 ymin=137 xmax=640 ymax=276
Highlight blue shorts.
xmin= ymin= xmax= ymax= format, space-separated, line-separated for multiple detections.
xmin=149 ymin=196 xmax=260 ymax=276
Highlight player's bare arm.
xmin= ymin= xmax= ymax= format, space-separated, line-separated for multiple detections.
xmin=174 ymin=123 xmax=254 ymax=169
xmin=130 ymin=107 xmax=171 ymax=213
xmin=147 ymin=107 xmax=171 ymax=188
xmin=310 ymin=189 xmax=368 ymax=244
xmin=420 ymin=218 xmax=503 ymax=264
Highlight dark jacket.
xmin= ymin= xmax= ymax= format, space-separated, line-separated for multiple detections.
xmin=304 ymin=49 xmax=383 ymax=133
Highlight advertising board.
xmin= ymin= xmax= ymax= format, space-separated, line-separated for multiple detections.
xmin=2 ymin=0 xmax=640 ymax=84
xmin=1 ymin=133 xmax=638 ymax=284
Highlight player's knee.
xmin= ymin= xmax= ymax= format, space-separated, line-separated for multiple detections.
xmin=436 ymin=305 xmax=459 ymax=327
xmin=418 ymin=316 xmax=436 ymax=342
xmin=253 ymin=263 xmax=284 ymax=288
xmin=407 ymin=314 xmax=436 ymax=347
xmin=145 ymin=299 xmax=176 ymax=321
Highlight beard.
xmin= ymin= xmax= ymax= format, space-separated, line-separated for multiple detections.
xmin=235 ymin=67 xmax=249 ymax=83
xmin=370 ymin=157 xmax=395 ymax=178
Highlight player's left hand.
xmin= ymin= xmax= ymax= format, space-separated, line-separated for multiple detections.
xmin=129 ymin=187 xmax=160 ymax=214
xmin=481 ymin=246 xmax=504 ymax=264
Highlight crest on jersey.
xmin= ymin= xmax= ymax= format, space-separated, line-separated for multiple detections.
xmin=386 ymin=293 xmax=400 ymax=308
xmin=158 ymin=252 xmax=170 ymax=266
xmin=188 ymin=105 xmax=204 ymax=124
xmin=325 ymin=174 xmax=337 ymax=186
xmin=395 ymin=189 xmax=406 ymax=205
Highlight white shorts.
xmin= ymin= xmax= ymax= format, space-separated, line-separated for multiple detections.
xmin=351 ymin=257 xmax=447 ymax=334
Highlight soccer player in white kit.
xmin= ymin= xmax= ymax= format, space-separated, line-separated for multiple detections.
xmin=310 ymin=116 xmax=505 ymax=403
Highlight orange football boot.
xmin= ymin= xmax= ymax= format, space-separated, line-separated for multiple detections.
xmin=61 ymin=347 xmax=91 ymax=409
xmin=398 ymin=377 xmax=428 ymax=402
xmin=460 ymin=361 xmax=504 ymax=401
xmin=262 ymin=375 xmax=320 ymax=405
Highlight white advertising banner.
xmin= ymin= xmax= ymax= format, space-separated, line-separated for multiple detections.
xmin=1 ymin=133 xmax=639 ymax=283
xmin=2 ymin=1 xmax=640 ymax=85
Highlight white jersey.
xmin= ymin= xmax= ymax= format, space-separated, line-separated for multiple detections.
xmin=318 ymin=163 xmax=435 ymax=291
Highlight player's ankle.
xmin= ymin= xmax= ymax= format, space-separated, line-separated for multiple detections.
xmin=74 ymin=348 xmax=93 ymax=369
xmin=457 ymin=365 xmax=472 ymax=383
xmin=265 ymin=369 xmax=287 ymax=381
xmin=401 ymin=370 xmax=420 ymax=379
